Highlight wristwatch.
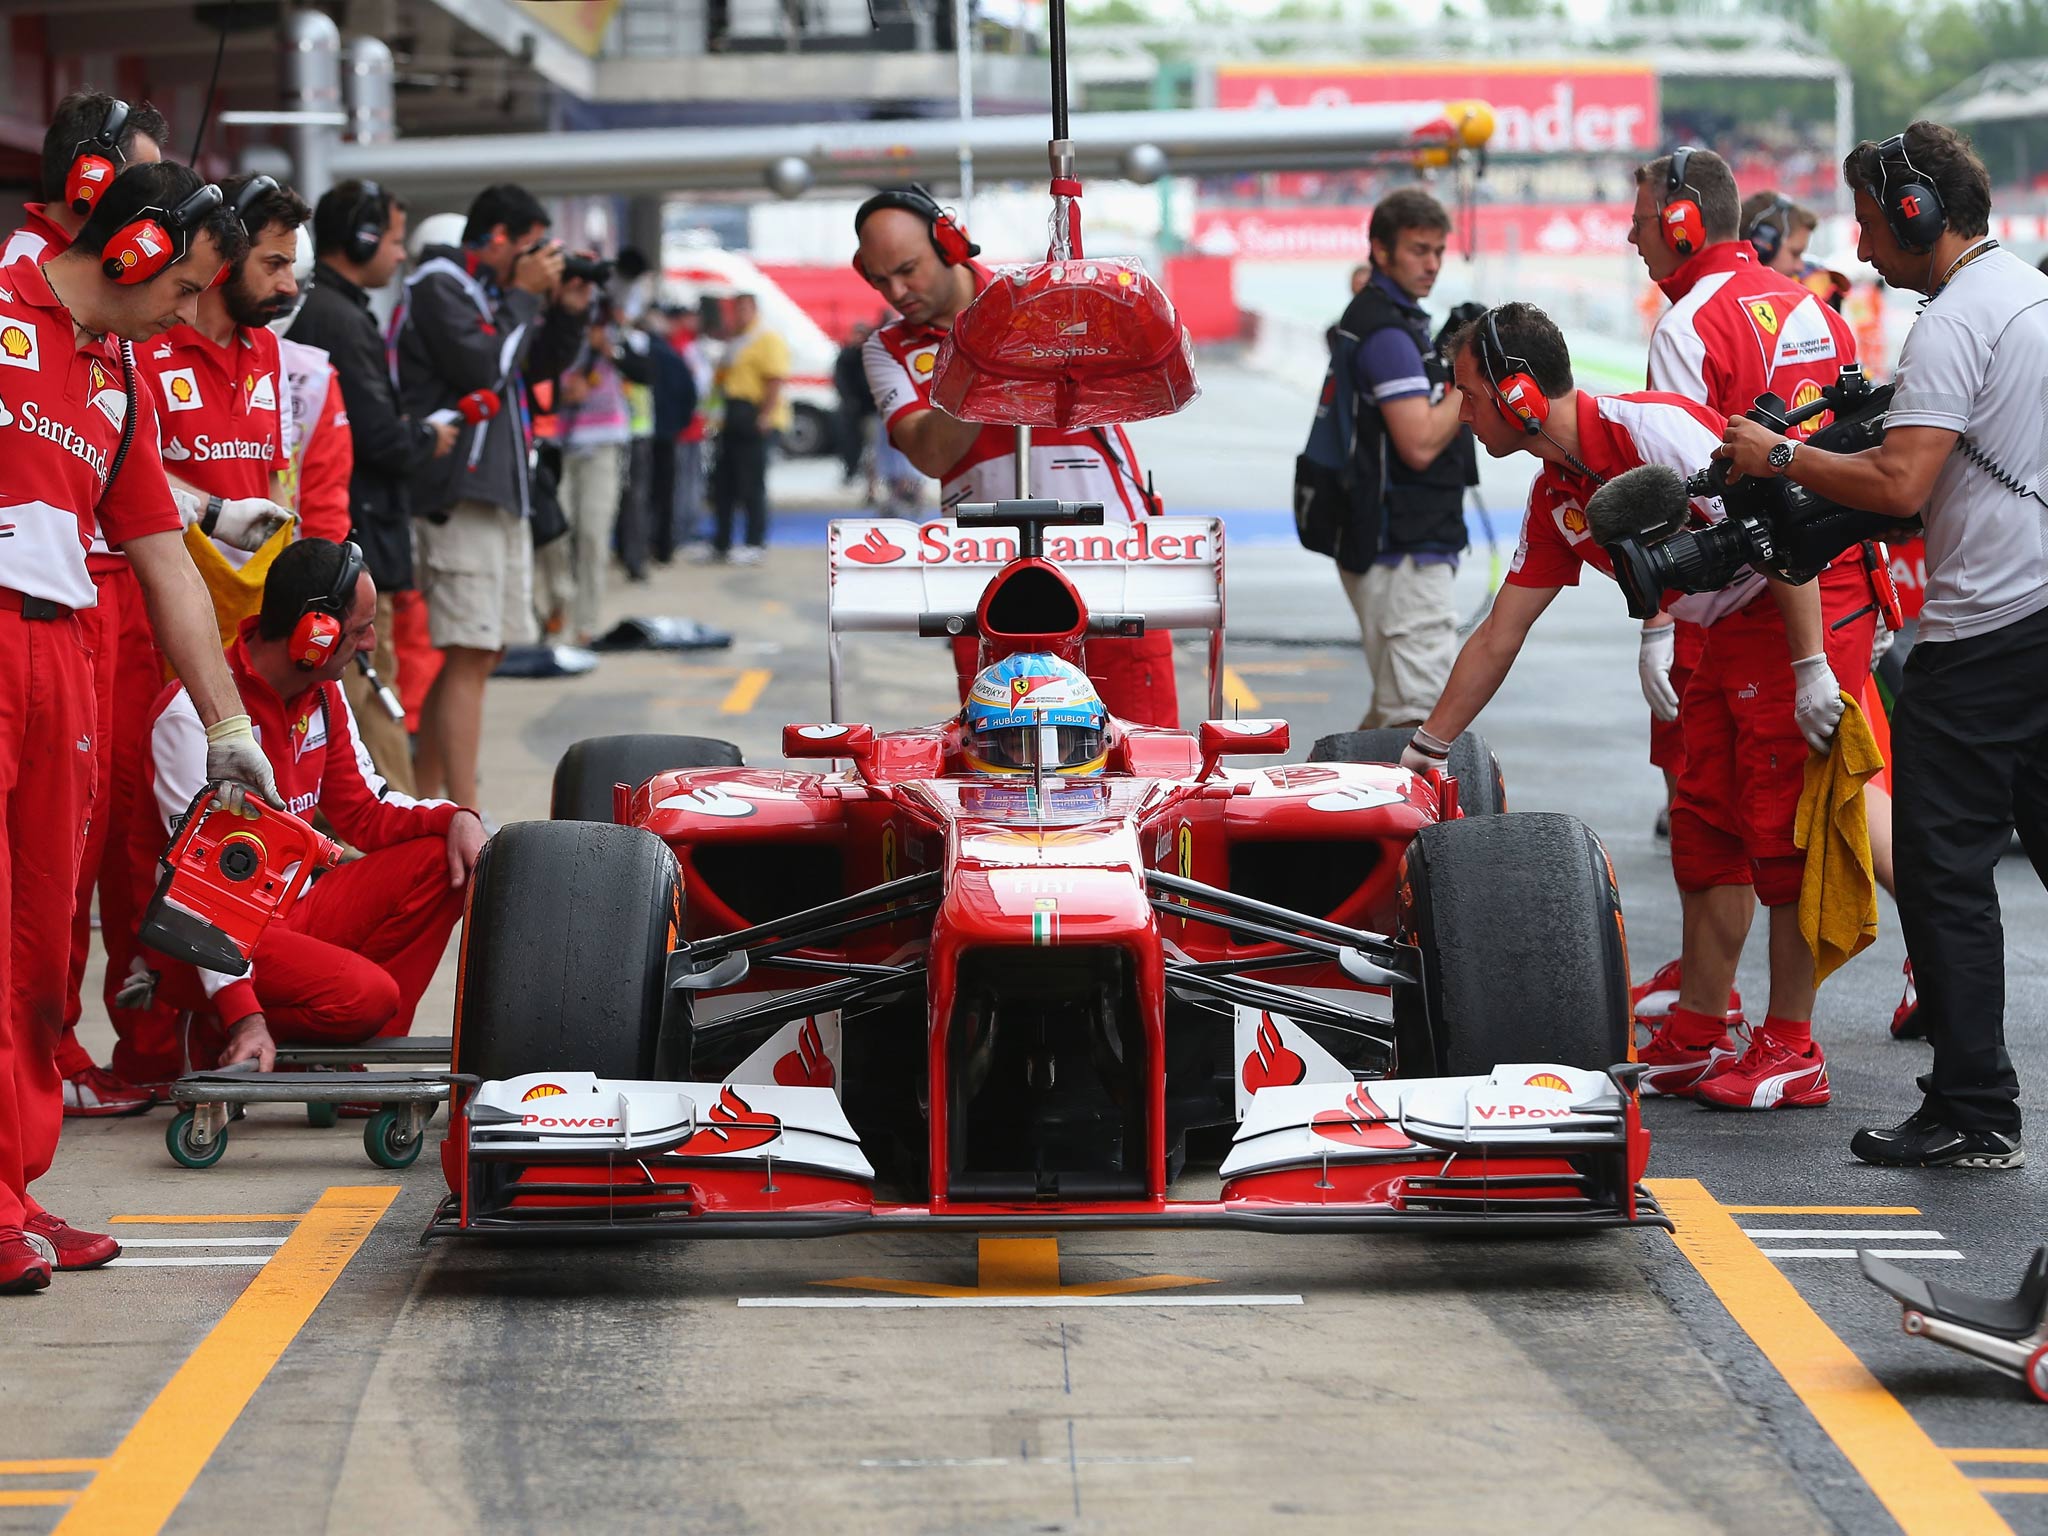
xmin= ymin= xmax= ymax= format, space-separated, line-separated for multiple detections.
xmin=1767 ymin=439 xmax=1797 ymax=475
xmin=199 ymin=493 xmax=225 ymax=534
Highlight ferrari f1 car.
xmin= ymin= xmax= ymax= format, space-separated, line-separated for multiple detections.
xmin=429 ymin=500 xmax=1663 ymax=1240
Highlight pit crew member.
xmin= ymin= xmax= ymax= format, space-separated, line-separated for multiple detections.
xmin=1625 ymin=147 xmax=1872 ymax=1107
xmin=122 ymin=539 xmax=481 ymax=1082
xmin=854 ymin=187 xmax=1178 ymax=729
xmin=1403 ymin=304 xmax=1874 ymax=1111
xmin=1718 ymin=122 xmax=2048 ymax=1168
xmin=1 ymin=161 xmax=278 ymax=1295
xmin=2 ymin=92 xmax=168 ymax=266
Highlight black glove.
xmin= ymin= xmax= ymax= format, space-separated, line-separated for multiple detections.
xmin=1433 ymin=301 xmax=1488 ymax=357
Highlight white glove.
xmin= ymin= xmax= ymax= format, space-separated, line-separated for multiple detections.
xmin=171 ymin=490 xmax=292 ymax=552
xmin=204 ymin=714 xmax=283 ymax=812
xmin=113 ymin=956 xmax=158 ymax=1010
xmin=1870 ymin=621 xmax=1896 ymax=671
xmin=1637 ymin=622 xmax=1680 ymax=722
xmin=1401 ymin=726 xmax=1453 ymax=775
xmin=1790 ymin=654 xmax=1846 ymax=754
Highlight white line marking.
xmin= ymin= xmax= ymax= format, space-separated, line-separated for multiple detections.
xmin=1757 ymin=1249 xmax=1965 ymax=1260
xmin=740 ymin=1293 xmax=1304 ymax=1310
xmin=104 ymin=1256 xmax=274 ymax=1268
xmin=112 ymin=1237 xmax=287 ymax=1248
xmin=1740 ymin=1229 xmax=1946 ymax=1240
xmin=860 ymin=1455 xmax=1196 ymax=1469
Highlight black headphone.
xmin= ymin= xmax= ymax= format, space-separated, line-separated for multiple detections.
xmin=1865 ymin=133 xmax=1947 ymax=254
xmin=1746 ymin=194 xmax=1794 ymax=264
xmin=230 ymin=175 xmax=278 ymax=232
xmin=851 ymin=185 xmax=980 ymax=274
xmin=343 ymin=179 xmax=387 ymax=264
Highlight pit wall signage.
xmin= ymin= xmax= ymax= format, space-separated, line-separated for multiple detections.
xmin=1212 ymin=62 xmax=1660 ymax=156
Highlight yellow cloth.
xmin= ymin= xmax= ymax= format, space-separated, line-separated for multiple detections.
xmin=716 ymin=326 xmax=793 ymax=433
xmin=1794 ymin=693 xmax=1884 ymax=986
xmin=181 ymin=517 xmax=296 ymax=652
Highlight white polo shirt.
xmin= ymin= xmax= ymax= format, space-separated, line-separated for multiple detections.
xmin=1885 ymin=245 xmax=2048 ymax=643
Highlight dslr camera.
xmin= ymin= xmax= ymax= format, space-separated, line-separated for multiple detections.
xmin=1600 ymin=365 xmax=1913 ymax=621
xmin=562 ymin=252 xmax=615 ymax=286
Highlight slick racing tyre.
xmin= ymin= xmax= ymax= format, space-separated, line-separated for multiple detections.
xmin=454 ymin=821 xmax=680 ymax=1086
xmin=550 ymin=734 xmax=744 ymax=822
xmin=1307 ymin=728 xmax=1504 ymax=817
xmin=1393 ymin=811 xmax=1628 ymax=1077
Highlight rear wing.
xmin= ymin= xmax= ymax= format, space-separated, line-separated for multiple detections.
xmin=825 ymin=515 xmax=1226 ymax=720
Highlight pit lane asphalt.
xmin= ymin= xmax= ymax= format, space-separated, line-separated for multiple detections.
xmin=8 ymin=363 xmax=2046 ymax=1536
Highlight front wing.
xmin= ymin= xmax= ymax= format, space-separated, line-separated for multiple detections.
xmin=427 ymin=1065 xmax=1666 ymax=1240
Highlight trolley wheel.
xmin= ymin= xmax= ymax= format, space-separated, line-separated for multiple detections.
xmin=2027 ymin=1342 xmax=2048 ymax=1405
xmin=364 ymin=1106 xmax=423 ymax=1170
xmin=306 ymin=1102 xmax=340 ymax=1129
xmin=166 ymin=1109 xmax=228 ymax=1169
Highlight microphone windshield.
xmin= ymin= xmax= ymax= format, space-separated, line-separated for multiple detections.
xmin=1586 ymin=463 xmax=1691 ymax=545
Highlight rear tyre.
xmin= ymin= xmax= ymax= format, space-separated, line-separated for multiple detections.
xmin=1307 ymin=728 xmax=1504 ymax=817
xmin=1393 ymin=811 xmax=1628 ymax=1077
xmin=454 ymin=821 xmax=680 ymax=1087
xmin=550 ymin=734 xmax=744 ymax=822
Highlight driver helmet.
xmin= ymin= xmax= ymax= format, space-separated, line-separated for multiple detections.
xmin=962 ymin=654 xmax=1108 ymax=776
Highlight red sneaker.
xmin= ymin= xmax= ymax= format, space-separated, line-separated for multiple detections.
xmin=1631 ymin=958 xmax=1741 ymax=1026
xmin=62 ymin=1065 xmax=158 ymax=1118
xmin=1890 ymin=960 xmax=1923 ymax=1041
xmin=24 ymin=1210 xmax=120 ymax=1271
xmin=0 ymin=1229 xmax=53 ymax=1294
xmin=1638 ymin=1023 xmax=1740 ymax=1097
xmin=1695 ymin=1032 xmax=1831 ymax=1110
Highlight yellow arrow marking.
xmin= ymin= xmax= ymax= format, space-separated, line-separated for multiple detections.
xmin=720 ymin=668 xmax=772 ymax=715
xmin=815 ymin=1235 xmax=1213 ymax=1299
xmin=1220 ymin=666 xmax=1260 ymax=713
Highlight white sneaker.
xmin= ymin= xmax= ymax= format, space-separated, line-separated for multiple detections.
xmin=731 ymin=545 xmax=766 ymax=566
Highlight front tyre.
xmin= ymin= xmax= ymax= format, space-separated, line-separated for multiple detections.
xmin=1307 ymin=728 xmax=1505 ymax=817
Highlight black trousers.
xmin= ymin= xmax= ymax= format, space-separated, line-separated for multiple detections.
xmin=612 ymin=434 xmax=654 ymax=580
xmin=647 ymin=437 xmax=679 ymax=564
xmin=1890 ymin=602 xmax=2048 ymax=1134
xmin=710 ymin=406 xmax=770 ymax=553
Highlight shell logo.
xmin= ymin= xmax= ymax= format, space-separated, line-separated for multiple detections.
xmin=0 ymin=326 xmax=31 ymax=361
xmin=170 ymin=377 xmax=194 ymax=403
xmin=1561 ymin=506 xmax=1588 ymax=536
xmin=911 ymin=349 xmax=937 ymax=376
xmin=520 ymin=1083 xmax=567 ymax=1102
xmin=1524 ymin=1072 xmax=1572 ymax=1092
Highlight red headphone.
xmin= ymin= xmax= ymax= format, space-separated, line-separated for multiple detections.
xmin=1481 ymin=308 xmax=1549 ymax=435
xmin=100 ymin=183 xmax=225 ymax=286
xmin=850 ymin=186 xmax=980 ymax=280
xmin=1660 ymin=146 xmax=1706 ymax=258
xmin=63 ymin=99 xmax=130 ymax=217
xmin=290 ymin=540 xmax=365 ymax=670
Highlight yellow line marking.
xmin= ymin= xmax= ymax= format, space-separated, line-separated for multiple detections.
xmin=817 ymin=1235 xmax=1214 ymax=1300
xmin=1954 ymin=1452 xmax=2048 ymax=1465
xmin=108 ymin=1215 xmax=307 ymax=1225
xmin=0 ymin=1461 xmax=106 ymax=1474
xmin=720 ymin=668 xmax=772 ymax=715
xmin=1974 ymin=1480 xmax=2048 ymax=1495
xmin=760 ymin=599 xmax=790 ymax=617
xmin=1220 ymin=666 xmax=1260 ymax=712
xmin=1723 ymin=1204 xmax=1923 ymax=1216
xmin=1649 ymin=1179 xmax=2010 ymax=1536
xmin=0 ymin=1492 xmax=78 ymax=1507
xmin=1226 ymin=657 xmax=1340 ymax=674
xmin=55 ymin=1186 xmax=396 ymax=1536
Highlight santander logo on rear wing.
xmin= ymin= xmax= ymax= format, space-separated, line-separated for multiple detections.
xmin=826 ymin=515 xmax=1227 ymax=718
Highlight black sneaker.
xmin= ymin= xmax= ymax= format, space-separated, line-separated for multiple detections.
xmin=1654 ymin=807 xmax=1671 ymax=842
xmin=1851 ymin=1110 xmax=2024 ymax=1169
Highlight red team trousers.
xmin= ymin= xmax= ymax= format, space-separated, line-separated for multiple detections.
xmin=138 ymin=836 xmax=466 ymax=1075
xmin=0 ymin=602 xmax=95 ymax=1228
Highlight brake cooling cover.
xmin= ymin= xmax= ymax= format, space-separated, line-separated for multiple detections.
xmin=930 ymin=256 xmax=1201 ymax=429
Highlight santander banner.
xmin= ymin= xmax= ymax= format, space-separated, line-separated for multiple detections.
xmin=1192 ymin=204 xmax=1636 ymax=261
xmin=1214 ymin=63 xmax=1660 ymax=156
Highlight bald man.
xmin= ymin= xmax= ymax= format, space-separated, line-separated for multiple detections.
xmin=854 ymin=190 xmax=1178 ymax=727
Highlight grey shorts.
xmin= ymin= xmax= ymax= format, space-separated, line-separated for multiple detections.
xmin=415 ymin=498 xmax=538 ymax=652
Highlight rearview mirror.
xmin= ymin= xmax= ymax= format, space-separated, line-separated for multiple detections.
xmin=782 ymin=723 xmax=875 ymax=760
xmin=1197 ymin=718 xmax=1289 ymax=779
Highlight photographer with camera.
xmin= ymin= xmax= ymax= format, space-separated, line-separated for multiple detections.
xmin=395 ymin=183 xmax=590 ymax=811
xmin=1717 ymin=123 xmax=2048 ymax=1169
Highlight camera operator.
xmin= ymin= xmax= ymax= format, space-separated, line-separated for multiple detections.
xmin=1625 ymin=148 xmax=1875 ymax=1109
xmin=395 ymin=183 xmax=590 ymax=811
xmin=1 ymin=161 xmax=280 ymax=1293
xmin=1718 ymin=122 xmax=2048 ymax=1169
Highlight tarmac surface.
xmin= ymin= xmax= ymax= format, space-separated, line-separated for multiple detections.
xmin=7 ymin=362 xmax=2048 ymax=1535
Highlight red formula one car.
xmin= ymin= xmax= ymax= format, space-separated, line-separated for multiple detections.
xmin=430 ymin=501 xmax=1662 ymax=1240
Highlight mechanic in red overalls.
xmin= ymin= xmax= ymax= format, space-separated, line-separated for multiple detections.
xmin=853 ymin=187 xmax=1178 ymax=728
xmin=1402 ymin=303 xmax=1875 ymax=1112
xmin=1622 ymin=147 xmax=1878 ymax=1102
xmin=1 ymin=161 xmax=279 ymax=1294
xmin=5 ymin=94 xmax=181 ymax=1118
xmin=121 ymin=539 xmax=482 ymax=1082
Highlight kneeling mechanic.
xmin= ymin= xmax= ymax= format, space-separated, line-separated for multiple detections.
xmin=123 ymin=538 xmax=483 ymax=1077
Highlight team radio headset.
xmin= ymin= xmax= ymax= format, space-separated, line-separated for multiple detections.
xmin=1746 ymin=193 xmax=1795 ymax=265
xmin=63 ymin=98 xmax=132 ymax=217
xmin=290 ymin=540 xmax=365 ymax=670
xmin=1478 ymin=306 xmax=1607 ymax=488
xmin=342 ymin=179 xmax=389 ymax=264
xmin=1659 ymin=146 xmax=1708 ymax=259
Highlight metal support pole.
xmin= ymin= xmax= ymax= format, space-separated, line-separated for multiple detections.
xmin=1835 ymin=65 xmax=1856 ymax=220
xmin=1014 ymin=425 xmax=1031 ymax=498
xmin=954 ymin=0 xmax=975 ymax=215
xmin=281 ymin=8 xmax=343 ymax=202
